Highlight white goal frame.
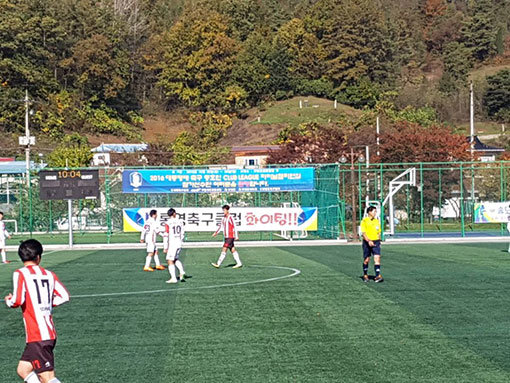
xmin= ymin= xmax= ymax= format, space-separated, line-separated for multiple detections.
xmin=274 ymin=202 xmax=308 ymax=240
xmin=382 ymin=168 xmax=417 ymax=236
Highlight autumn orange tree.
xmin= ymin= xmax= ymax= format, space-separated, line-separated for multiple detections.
xmin=378 ymin=122 xmax=471 ymax=217
xmin=267 ymin=123 xmax=348 ymax=164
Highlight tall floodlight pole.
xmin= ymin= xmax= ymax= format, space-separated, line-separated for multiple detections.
xmin=365 ymin=145 xmax=370 ymax=204
xmin=470 ymin=82 xmax=475 ymax=158
xmin=24 ymin=90 xmax=30 ymax=186
xmin=376 ymin=116 xmax=380 ymax=157
xmin=469 ymin=82 xmax=476 ymax=209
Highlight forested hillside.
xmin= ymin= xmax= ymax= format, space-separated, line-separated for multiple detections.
xmin=1 ymin=0 xmax=510 ymax=165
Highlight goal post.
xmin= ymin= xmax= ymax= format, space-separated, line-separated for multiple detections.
xmin=275 ymin=202 xmax=308 ymax=240
xmin=382 ymin=168 xmax=416 ymax=236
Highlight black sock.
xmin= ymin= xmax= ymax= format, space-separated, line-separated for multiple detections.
xmin=363 ymin=263 xmax=368 ymax=275
xmin=374 ymin=264 xmax=381 ymax=277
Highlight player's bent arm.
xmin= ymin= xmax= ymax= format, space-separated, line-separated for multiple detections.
xmin=52 ymin=274 xmax=70 ymax=307
xmin=6 ymin=271 xmax=25 ymax=308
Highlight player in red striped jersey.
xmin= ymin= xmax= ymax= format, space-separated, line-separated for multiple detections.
xmin=4 ymin=239 xmax=69 ymax=383
xmin=211 ymin=205 xmax=242 ymax=269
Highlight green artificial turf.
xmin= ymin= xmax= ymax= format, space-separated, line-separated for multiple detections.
xmin=1 ymin=243 xmax=510 ymax=382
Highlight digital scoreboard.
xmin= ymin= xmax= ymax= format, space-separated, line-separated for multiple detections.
xmin=39 ymin=169 xmax=100 ymax=200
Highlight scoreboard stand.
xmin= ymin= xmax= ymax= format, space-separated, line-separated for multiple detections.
xmin=39 ymin=169 xmax=100 ymax=248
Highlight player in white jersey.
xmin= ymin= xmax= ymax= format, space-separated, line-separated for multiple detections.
xmin=140 ymin=209 xmax=166 ymax=271
xmin=0 ymin=211 xmax=12 ymax=264
xmin=5 ymin=239 xmax=69 ymax=383
xmin=164 ymin=208 xmax=186 ymax=284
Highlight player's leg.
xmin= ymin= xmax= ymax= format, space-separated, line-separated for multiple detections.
xmin=212 ymin=246 xmax=228 ymax=268
xmin=153 ymin=249 xmax=165 ymax=270
xmin=144 ymin=245 xmax=155 ymax=271
xmin=173 ymin=248 xmax=185 ymax=279
xmin=166 ymin=250 xmax=178 ymax=283
xmin=362 ymin=241 xmax=371 ymax=282
xmin=373 ymin=243 xmax=383 ymax=283
xmin=38 ymin=371 xmax=60 ymax=383
xmin=231 ymin=246 xmax=242 ymax=269
xmin=17 ymin=361 xmax=39 ymax=382
xmin=0 ymin=242 xmax=9 ymax=264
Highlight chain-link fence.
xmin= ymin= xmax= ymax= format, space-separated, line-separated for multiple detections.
xmin=0 ymin=164 xmax=339 ymax=245
xmin=338 ymin=161 xmax=510 ymax=239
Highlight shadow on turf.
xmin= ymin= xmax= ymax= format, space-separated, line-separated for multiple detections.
xmin=359 ymin=275 xmax=377 ymax=282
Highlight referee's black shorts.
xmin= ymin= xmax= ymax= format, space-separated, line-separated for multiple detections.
xmin=362 ymin=240 xmax=381 ymax=259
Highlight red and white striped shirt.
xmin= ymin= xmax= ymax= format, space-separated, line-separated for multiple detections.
xmin=6 ymin=265 xmax=70 ymax=343
xmin=214 ymin=214 xmax=238 ymax=239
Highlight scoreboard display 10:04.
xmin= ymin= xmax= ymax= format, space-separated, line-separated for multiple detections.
xmin=39 ymin=169 xmax=100 ymax=201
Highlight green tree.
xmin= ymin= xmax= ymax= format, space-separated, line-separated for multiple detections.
xmin=46 ymin=133 xmax=93 ymax=167
xmin=0 ymin=0 xmax=64 ymax=131
xmin=484 ymin=69 xmax=510 ymax=122
xmin=306 ymin=0 xmax=397 ymax=93
xmin=438 ymin=42 xmax=473 ymax=93
xmin=157 ymin=9 xmax=240 ymax=109
xmin=460 ymin=0 xmax=497 ymax=62
xmin=275 ymin=18 xmax=328 ymax=96
xmin=60 ymin=34 xmax=131 ymax=101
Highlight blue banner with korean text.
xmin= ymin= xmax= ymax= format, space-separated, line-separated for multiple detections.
xmin=122 ymin=168 xmax=315 ymax=193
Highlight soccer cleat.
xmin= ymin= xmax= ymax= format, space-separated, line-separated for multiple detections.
xmin=155 ymin=265 xmax=166 ymax=270
xmin=2 ymin=260 xmax=11 ymax=264
xmin=179 ymin=273 xmax=186 ymax=280
xmin=232 ymin=264 xmax=243 ymax=269
xmin=362 ymin=275 xmax=369 ymax=282
xmin=374 ymin=275 xmax=384 ymax=283
xmin=143 ymin=266 xmax=154 ymax=272
xmin=211 ymin=263 xmax=220 ymax=268
xmin=166 ymin=278 xmax=178 ymax=284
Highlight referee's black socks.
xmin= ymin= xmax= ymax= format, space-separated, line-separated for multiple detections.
xmin=363 ymin=263 xmax=368 ymax=275
xmin=374 ymin=264 xmax=381 ymax=277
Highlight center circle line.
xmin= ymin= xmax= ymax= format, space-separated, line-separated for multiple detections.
xmin=70 ymin=265 xmax=301 ymax=299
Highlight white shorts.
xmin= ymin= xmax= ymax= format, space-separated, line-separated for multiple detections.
xmin=146 ymin=242 xmax=157 ymax=254
xmin=166 ymin=247 xmax=182 ymax=261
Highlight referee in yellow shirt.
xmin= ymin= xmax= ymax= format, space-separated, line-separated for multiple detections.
xmin=360 ymin=206 xmax=383 ymax=283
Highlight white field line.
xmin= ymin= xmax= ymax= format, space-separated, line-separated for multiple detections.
xmin=5 ymin=236 xmax=510 ymax=252
xmin=70 ymin=265 xmax=301 ymax=299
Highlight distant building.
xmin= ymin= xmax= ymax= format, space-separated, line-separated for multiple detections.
xmin=469 ymin=136 xmax=504 ymax=162
xmin=91 ymin=143 xmax=148 ymax=166
xmin=0 ymin=159 xmax=46 ymax=204
xmin=231 ymin=145 xmax=280 ymax=167
xmin=0 ymin=160 xmax=45 ymax=175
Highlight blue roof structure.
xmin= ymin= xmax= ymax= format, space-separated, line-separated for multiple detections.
xmin=0 ymin=161 xmax=46 ymax=175
xmin=91 ymin=143 xmax=148 ymax=153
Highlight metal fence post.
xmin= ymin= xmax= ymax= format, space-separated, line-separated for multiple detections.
xmin=460 ymin=163 xmax=465 ymax=237
xmin=105 ymin=168 xmax=112 ymax=243
xmin=438 ymin=169 xmax=442 ymax=231
xmin=420 ymin=163 xmax=424 ymax=238
xmin=28 ymin=171 xmax=33 ymax=237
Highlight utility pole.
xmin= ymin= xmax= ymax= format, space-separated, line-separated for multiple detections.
xmin=376 ymin=116 xmax=380 ymax=157
xmin=470 ymin=82 xmax=475 ymax=158
xmin=469 ymin=82 xmax=477 ymax=215
xmin=24 ymin=90 xmax=30 ymax=186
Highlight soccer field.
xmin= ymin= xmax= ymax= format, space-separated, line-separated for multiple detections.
xmin=1 ymin=243 xmax=510 ymax=382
